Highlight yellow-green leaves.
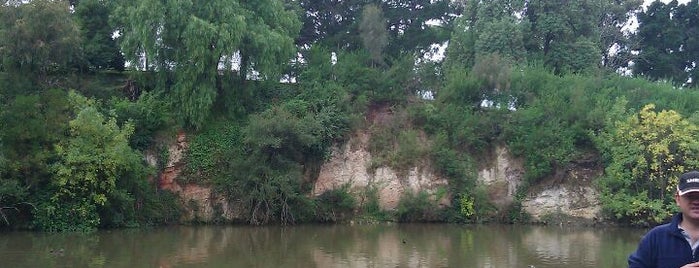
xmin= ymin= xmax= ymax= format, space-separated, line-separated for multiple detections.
xmin=596 ymin=103 xmax=699 ymax=225
xmin=42 ymin=91 xmax=141 ymax=231
xmin=621 ymin=104 xmax=698 ymax=192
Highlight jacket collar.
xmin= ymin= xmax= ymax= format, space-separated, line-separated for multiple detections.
xmin=671 ymin=213 xmax=688 ymax=238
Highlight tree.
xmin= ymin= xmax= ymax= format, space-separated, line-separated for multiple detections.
xmin=474 ymin=18 xmax=525 ymax=62
xmin=0 ymin=89 xmax=70 ymax=194
xmin=634 ymin=0 xmax=698 ymax=87
xmin=359 ymin=4 xmax=388 ymax=65
xmin=0 ymin=0 xmax=81 ymax=84
xmin=522 ymin=0 xmax=604 ymax=73
xmin=599 ymin=0 xmax=644 ymax=71
xmin=113 ymin=0 xmax=301 ymax=128
xmin=445 ymin=0 xmax=641 ymax=73
xmin=595 ymin=103 xmax=699 ymax=225
xmin=380 ymin=0 xmax=456 ymax=57
xmin=74 ymin=0 xmax=125 ymax=71
xmin=297 ymin=0 xmax=455 ymax=56
xmin=34 ymin=91 xmax=143 ymax=231
xmin=297 ymin=0 xmax=364 ymax=49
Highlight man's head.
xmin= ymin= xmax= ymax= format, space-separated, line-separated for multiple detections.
xmin=676 ymin=171 xmax=699 ymax=224
xmin=678 ymin=171 xmax=699 ymax=196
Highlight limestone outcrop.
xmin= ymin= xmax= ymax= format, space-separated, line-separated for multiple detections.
xmin=152 ymin=130 xmax=604 ymax=224
xmin=312 ymin=132 xmax=451 ymax=210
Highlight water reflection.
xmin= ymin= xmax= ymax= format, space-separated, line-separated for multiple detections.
xmin=0 ymin=224 xmax=645 ymax=267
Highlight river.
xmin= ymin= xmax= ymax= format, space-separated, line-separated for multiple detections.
xmin=0 ymin=223 xmax=645 ymax=267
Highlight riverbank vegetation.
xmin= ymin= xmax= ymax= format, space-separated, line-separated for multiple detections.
xmin=1 ymin=0 xmax=698 ymax=231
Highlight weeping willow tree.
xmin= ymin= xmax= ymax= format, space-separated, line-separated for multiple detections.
xmin=113 ymin=0 xmax=301 ymax=128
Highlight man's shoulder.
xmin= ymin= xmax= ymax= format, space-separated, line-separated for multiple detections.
xmin=644 ymin=218 xmax=679 ymax=238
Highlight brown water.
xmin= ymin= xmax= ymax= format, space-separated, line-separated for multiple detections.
xmin=0 ymin=223 xmax=645 ymax=267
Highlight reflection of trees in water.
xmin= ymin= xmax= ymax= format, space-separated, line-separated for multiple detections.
xmin=522 ymin=226 xmax=601 ymax=267
xmin=0 ymin=231 xmax=105 ymax=267
xmin=0 ymin=224 xmax=645 ymax=267
xmin=311 ymin=224 xmax=455 ymax=267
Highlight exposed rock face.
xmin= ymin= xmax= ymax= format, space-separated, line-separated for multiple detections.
xmin=313 ymin=132 xmax=451 ymax=210
xmin=520 ymin=161 xmax=603 ymax=223
xmin=475 ymin=146 xmax=603 ymax=223
xmin=153 ymin=130 xmax=603 ymax=224
xmin=477 ymin=146 xmax=525 ymax=210
xmin=155 ymin=131 xmax=243 ymax=222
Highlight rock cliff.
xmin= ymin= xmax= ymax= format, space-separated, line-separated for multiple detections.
xmin=312 ymin=132 xmax=451 ymax=210
xmin=153 ymin=131 xmax=603 ymax=224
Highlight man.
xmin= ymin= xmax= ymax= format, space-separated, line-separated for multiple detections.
xmin=629 ymin=171 xmax=699 ymax=268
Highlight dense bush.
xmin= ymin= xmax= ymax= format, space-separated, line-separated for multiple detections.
xmin=314 ymin=184 xmax=357 ymax=223
xmin=593 ymin=103 xmax=699 ymax=225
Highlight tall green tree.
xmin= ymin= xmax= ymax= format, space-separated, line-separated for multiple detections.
xmin=297 ymin=0 xmax=454 ymax=56
xmin=634 ymin=0 xmax=698 ymax=87
xmin=380 ymin=0 xmax=456 ymax=57
xmin=446 ymin=0 xmax=641 ymax=73
xmin=113 ymin=0 xmax=301 ymax=128
xmin=297 ymin=0 xmax=363 ymax=49
xmin=599 ymin=0 xmax=643 ymax=70
xmin=35 ymin=91 xmax=143 ymax=231
xmin=74 ymin=0 xmax=124 ymax=71
xmin=0 ymin=0 xmax=81 ymax=85
xmin=521 ymin=0 xmax=604 ymax=73
xmin=359 ymin=4 xmax=388 ymax=65
xmin=0 ymin=89 xmax=70 ymax=196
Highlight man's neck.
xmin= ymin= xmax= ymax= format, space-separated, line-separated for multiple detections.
xmin=680 ymin=216 xmax=699 ymax=235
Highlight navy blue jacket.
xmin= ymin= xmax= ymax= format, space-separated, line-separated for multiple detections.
xmin=629 ymin=213 xmax=699 ymax=268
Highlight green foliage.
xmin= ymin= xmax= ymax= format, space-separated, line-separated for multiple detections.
xmin=449 ymin=0 xmax=639 ymax=73
xmin=34 ymin=200 xmax=100 ymax=232
xmin=74 ymin=0 xmax=125 ymax=71
xmin=379 ymin=55 xmax=422 ymax=103
xmin=2 ymin=0 xmax=699 ymax=230
xmin=380 ymin=0 xmax=455 ymax=56
xmin=34 ymin=91 xmax=147 ymax=231
xmin=184 ymin=121 xmax=243 ymax=183
xmin=332 ymin=51 xmax=384 ymax=102
xmin=0 ymin=178 xmax=28 ymax=226
xmin=183 ymin=72 xmax=353 ymax=224
xmin=459 ymin=194 xmax=474 ymax=218
xmin=367 ymin=108 xmax=430 ymax=172
xmin=0 ymin=89 xmax=70 ymax=194
xmin=0 ymin=0 xmax=81 ymax=82
xmin=635 ymin=0 xmax=699 ymax=87
xmin=357 ymin=185 xmax=391 ymax=222
xmin=503 ymin=68 xmax=604 ymax=182
xmin=396 ymin=190 xmax=443 ymax=222
xmin=314 ymin=184 xmax=357 ymax=223
xmin=426 ymin=133 xmax=477 ymax=195
xmin=111 ymin=91 xmax=172 ymax=150
xmin=594 ymin=103 xmax=699 ymax=225
xmin=132 ymin=190 xmax=183 ymax=226
xmin=445 ymin=185 xmax=495 ymax=224
xmin=505 ymin=200 xmax=531 ymax=224
xmin=298 ymin=0 xmax=454 ymax=57
xmin=359 ymin=4 xmax=388 ymax=65
xmin=474 ymin=18 xmax=525 ymax=62
xmin=113 ymin=0 xmax=302 ymax=128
